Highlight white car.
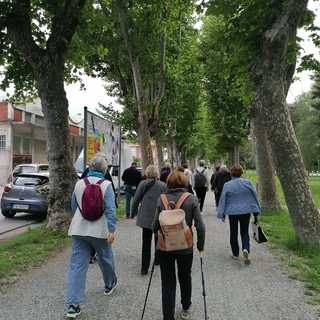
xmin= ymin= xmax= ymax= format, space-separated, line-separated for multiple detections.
xmin=9 ymin=163 xmax=49 ymax=182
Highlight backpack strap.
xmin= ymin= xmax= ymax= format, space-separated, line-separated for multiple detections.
xmin=83 ymin=177 xmax=105 ymax=185
xmin=175 ymin=192 xmax=191 ymax=209
xmin=160 ymin=194 xmax=171 ymax=210
xmin=160 ymin=192 xmax=191 ymax=210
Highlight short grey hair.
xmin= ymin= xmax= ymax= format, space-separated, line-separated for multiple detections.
xmin=145 ymin=165 xmax=159 ymax=179
xmin=199 ymin=159 xmax=205 ymax=166
xmin=164 ymin=162 xmax=171 ymax=169
xmin=89 ymin=156 xmax=108 ymax=174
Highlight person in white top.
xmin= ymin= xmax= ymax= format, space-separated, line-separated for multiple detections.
xmin=193 ymin=159 xmax=211 ymax=213
xmin=183 ymin=164 xmax=193 ymax=187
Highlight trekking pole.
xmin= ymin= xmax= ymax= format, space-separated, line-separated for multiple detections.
xmin=141 ymin=257 xmax=156 ymax=320
xmin=200 ymin=251 xmax=208 ymax=320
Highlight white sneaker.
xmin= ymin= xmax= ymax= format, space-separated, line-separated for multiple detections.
xmin=231 ymin=254 xmax=240 ymax=260
xmin=243 ymin=249 xmax=251 ymax=265
xmin=181 ymin=307 xmax=190 ymax=320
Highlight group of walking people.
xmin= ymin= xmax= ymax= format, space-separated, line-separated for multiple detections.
xmin=64 ymin=156 xmax=260 ymax=320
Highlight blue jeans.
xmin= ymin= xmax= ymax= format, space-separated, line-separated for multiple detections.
xmin=125 ymin=185 xmax=136 ymax=217
xmin=228 ymin=213 xmax=251 ymax=256
xmin=156 ymin=250 xmax=193 ymax=320
xmin=65 ymin=235 xmax=117 ymax=305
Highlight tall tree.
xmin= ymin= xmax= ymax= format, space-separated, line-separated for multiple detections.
xmin=204 ymin=0 xmax=320 ymax=242
xmin=250 ymin=0 xmax=320 ymax=243
xmin=1 ymin=0 xmax=86 ymax=230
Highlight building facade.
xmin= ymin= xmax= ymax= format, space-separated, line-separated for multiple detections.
xmin=0 ymin=99 xmax=84 ymax=185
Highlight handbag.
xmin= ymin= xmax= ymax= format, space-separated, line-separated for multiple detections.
xmin=251 ymin=221 xmax=268 ymax=243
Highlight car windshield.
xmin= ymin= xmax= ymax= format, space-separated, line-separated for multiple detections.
xmin=14 ymin=176 xmax=49 ymax=186
xmin=14 ymin=166 xmax=36 ymax=175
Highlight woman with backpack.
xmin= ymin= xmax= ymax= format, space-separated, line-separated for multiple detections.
xmin=65 ymin=156 xmax=118 ymax=318
xmin=152 ymin=170 xmax=206 ymax=320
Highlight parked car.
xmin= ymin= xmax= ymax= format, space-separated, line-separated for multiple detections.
xmin=8 ymin=163 xmax=49 ymax=183
xmin=1 ymin=172 xmax=50 ymax=218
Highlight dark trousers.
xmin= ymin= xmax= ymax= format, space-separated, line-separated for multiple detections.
xmin=156 ymin=250 xmax=193 ymax=320
xmin=228 ymin=214 xmax=251 ymax=256
xmin=141 ymin=228 xmax=157 ymax=271
xmin=194 ymin=187 xmax=207 ymax=212
xmin=125 ymin=185 xmax=136 ymax=217
xmin=215 ymin=191 xmax=222 ymax=206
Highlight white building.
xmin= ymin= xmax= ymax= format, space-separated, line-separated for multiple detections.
xmin=0 ymin=99 xmax=84 ymax=185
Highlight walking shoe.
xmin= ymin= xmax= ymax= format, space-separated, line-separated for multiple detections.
xmin=181 ymin=307 xmax=190 ymax=320
xmin=141 ymin=269 xmax=148 ymax=275
xmin=89 ymin=253 xmax=98 ymax=264
xmin=231 ymin=254 xmax=240 ymax=260
xmin=243 ymin=249 xmax=251 ymax=265
xmin=104 ymin=278 xmax=118 ymax=296
xmin=67 ymin=305 xmax=81 ymax=318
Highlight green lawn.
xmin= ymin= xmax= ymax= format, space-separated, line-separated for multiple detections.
xmin=244 ymin=170 xmax=320 ymax=309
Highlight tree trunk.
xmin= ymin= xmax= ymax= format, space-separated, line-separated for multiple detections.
xmin=114 ymin=0 xmax=166 ymax=170
xmin=251 ymin=0 xmax=320 ymax=243
xmin=250 ymin=101 xmax=281 ymax=211
xmin=5 ymin=0 xmax=86 ymax=230
xmin=233 ymin=142 xmax=240 ymax=164
xmin=155 ymin=136 xmax=164 ymax=173
xmin=36 ymin=60 xmax=78 ymax=229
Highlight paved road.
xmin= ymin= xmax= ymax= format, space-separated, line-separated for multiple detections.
xmin=1 ymin=191 xmax=319 ymax=320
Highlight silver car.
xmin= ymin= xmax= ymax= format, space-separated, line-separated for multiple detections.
xmin=1 ymin=172 xmax=50 ymax=218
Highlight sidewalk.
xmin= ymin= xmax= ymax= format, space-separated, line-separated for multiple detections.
xmin=1 ymin=192 xmax=319 ymax=320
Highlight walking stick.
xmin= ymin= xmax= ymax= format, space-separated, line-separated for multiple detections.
xmin=141 ymin=257 xmax=156 ymax=320
xmin=200 ymin=251 xmax=208 ymax=320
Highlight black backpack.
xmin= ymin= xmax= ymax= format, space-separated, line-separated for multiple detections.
xmin=194 ymin=169 xmax=206 ymax=187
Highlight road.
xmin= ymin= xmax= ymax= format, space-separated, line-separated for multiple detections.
xmin=0 ymin=185 xmax=43 ymax=242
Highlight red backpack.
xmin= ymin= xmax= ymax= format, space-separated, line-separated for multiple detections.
xmin=79 ymin=177 xmax=105 ymax=221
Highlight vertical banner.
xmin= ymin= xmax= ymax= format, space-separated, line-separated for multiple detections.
xmin=84 ymin=109 xmax=121 ymax=166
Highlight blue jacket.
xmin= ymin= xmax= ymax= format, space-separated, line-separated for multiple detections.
xmin=217 ymin=177 xmax=260 ymax=219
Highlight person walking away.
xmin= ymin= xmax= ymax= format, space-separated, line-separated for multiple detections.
xmin=177 ymin=166 xmax=193 ymax=194
xmin=65 ymin=156 xmax=118 ymax=318
xmin=131 ymin=165 xmax=167 ymax=275
xmin=210 ymin=165 xmax=220 ymax=207
xmin=213 ymin=164 xmax=231 ymax=207
xmin=152 ymin=170 xmax=205 ymax=320
xmin=122 ymin=162 xmax=142 ymax=218
xmin=217 ymin=164 xmax=260 ymax=265
xmin=182 ymin=164 xmax=194 ymax=194
xmin=160 ymin=162 xmax=172 ymax=183
xmin=81 ymin=152 xmax=118 ymax=263
xmin=193 ymin=159 xmax=210 ymax=213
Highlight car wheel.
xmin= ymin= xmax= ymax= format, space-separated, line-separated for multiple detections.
xmin=2 ymin=211 xmax=16 ymax=218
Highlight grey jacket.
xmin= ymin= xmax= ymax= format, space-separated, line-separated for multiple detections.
xmin=152 ymin=188 xmax=206 ymax=253
xmin=131 ymin=178 xmax=167 ymax=229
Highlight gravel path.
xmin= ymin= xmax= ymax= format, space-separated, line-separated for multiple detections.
xmin=1 ymin=192 xmax=319 ymax=320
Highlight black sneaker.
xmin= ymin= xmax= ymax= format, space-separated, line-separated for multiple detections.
xmin=89 ymin=253 xmax=98 ymax=264
xmin=141 ymin=269 xmax=148 ymax=275
xmin=67 ymin=305 xmax=81 ymax=318
xmin=104 ymin=278 xmax=118 ymax=296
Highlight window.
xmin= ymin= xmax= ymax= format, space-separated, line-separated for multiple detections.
xmin=13 ymin=136 xmax=20 ymax=153
xmin=25 ymin=112 xmax=32 ymax=123
xmin=35 ymin=115 xmax=45 ymax=126
xmin=0 ymin=135 xmax=6 ymax=150
xmin=23 ymin=138 xmax=30 ymax=154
